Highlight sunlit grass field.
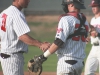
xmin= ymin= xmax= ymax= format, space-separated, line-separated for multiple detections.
xmin=0 ymin=21 xmax=92 ymax=72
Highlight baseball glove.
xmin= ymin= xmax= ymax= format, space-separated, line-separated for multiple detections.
xmin=89 ymin=25 xmax=98 ymax=38
xmin=27 ymin=55 xmax=47 ymax=75
xmin=89 ymin=25 xmax=99 ymax=46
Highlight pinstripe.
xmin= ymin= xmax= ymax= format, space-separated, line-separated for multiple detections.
xmin=56 ymin=15 xmax=88 ymax=60
xmin=57 ymin=55 xmax=83 ymax=75
xmin=0 ymin=5 xmax=30 ymax=54
xmin=1 ymin=53 xmax=24 ymax=75
xmin=55 ymin=14 xmax=89 ymax=75
xmin=0 ymin=5 xmax=30 ymax=75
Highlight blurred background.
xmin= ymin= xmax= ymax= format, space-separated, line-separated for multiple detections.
xmin=0 ymin=0 xmax=93 ymax=16
xmin=0 ymin=0 xmax=94 ymax=74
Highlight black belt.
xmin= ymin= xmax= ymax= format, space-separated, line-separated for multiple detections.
xmin=65 ymin=60 xmax=84 ymax=65
xmin=65 ymin=60 xmax=77 ymax=65
xmin=1 ymin=53 xmax=10 ymax=59
xmin=93 ymin=43 xmax=99 ymax=46
xmin=0 ymin=51 xmax=24 ymax=59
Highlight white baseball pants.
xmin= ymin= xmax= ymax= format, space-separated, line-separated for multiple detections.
xmin=84 ymin=46 xmax=100 ymax=75
xmin=0 ymin=53 xmax=24 ymax=75
xmin=57 ymin=55 xmax=84 ymax=75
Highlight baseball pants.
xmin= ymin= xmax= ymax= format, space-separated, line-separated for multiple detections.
xmin=57 ymin=55 xmax=84 ymax=75
xmin=84 ymin=46 xmax=100 ymax=75
xmin=0 ymin=53 xmax=24 ymax=75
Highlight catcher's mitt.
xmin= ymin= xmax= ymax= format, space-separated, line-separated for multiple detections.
xmin=27 ymin=55 xmax=47 ymax=75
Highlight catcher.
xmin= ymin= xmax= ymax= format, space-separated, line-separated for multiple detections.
xmin=28 ymin=0 xmax=89 ymax=75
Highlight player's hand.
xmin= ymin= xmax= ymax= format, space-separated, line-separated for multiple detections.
xmin=39 ymin=42 xmax=51 ymax=52
xmin=86 ymin=37 xmax=90 ymax=44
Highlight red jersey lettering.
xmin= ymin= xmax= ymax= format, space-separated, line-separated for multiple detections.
xmin=1 ymin=13 xmax=7 ymax=32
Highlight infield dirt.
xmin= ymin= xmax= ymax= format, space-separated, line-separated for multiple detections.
xmin=0 ymin=71 xmax=99 ymax=75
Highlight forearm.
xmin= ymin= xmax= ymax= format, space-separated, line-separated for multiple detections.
xmin=19 ymin=34 xmax=42 ymax=47
xmin=43 ymin=38 xmax=64 ymax=57
xmin=43 ymin=43 xmax=59 ymax=57
xmin=48 ymin=43 xmax=59 ymax=53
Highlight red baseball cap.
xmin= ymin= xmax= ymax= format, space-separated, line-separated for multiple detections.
xmin=89 ymin=0 xmax=100 ymax=7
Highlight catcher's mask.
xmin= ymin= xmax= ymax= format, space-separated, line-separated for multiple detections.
xmin=62 ymin=0 xmax=86 ymax=11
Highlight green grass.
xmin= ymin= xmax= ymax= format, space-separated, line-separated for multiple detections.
xmin=0 ymin=21 xmax=93 ymax=72
xmin=23 ymin=46 xmax=57 ymax=72
xmin=23 ymin=43 xmax=92 ymax=72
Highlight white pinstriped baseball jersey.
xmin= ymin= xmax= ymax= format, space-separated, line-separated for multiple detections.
xmin=0 ymin=5 xmax=30 ymax=54
xmin=90 ymin=17 xmax=100 ymax=45
xmin=55 ymin=13 xmax=89 ymax=60
xmin=0 ymin=5 xmax=30 ymax=75
xmin=91 ymin=17 xmax=100 ymax=33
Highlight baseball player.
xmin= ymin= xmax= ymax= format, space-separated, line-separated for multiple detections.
xmin=37 ymin=0 xmax=89 ymax=75
xmin=0 ymin=0 xmax=50 ymax=75
xmin=84 ymin=0 xmax=100 ymax=75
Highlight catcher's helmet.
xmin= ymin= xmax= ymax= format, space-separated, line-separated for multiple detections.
xmin=62 ymin=0 xmax=86 ymax=9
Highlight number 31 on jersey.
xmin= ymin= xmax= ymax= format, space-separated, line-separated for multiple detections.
xmin=0 ymin=13 xmax=7 ymax=32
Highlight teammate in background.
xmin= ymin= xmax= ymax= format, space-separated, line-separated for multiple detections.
xmin=0 ymin=0 xmax=50 ymax=75
xmin=0 ymin=39 xmax=1 ymax=52
xmin=0 ymin=39 xmax=1 ymax=62
xmin=84 ymin=0 xmax=100 ymax=75
xmin=38 ymin=0 xmax=89 ymax=75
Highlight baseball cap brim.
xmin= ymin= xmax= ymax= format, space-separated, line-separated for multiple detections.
xmin=89 ymin=4 xmax=99 ymax=7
